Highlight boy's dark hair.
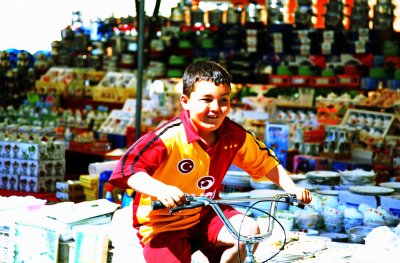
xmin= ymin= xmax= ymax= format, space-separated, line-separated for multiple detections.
xmin=182 ymin=60 xmax=232 ymax=96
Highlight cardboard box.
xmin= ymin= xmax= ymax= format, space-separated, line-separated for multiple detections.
xmin=18 ymin=160 xmax=65 ymax=177
xmin=19 ymin=175 xmax=57 ymax=193
xmin=0 ymin=158 xmax=20 ymax=175
xmin=379 ymin=195 xmax=400 ymax=218
xmin=338 ymin=190 xmax=378 ymax=209
xmin=0 ymin=174 xmax=19 ymax=191
xmin=265 ymin=123 xmax=290 ymax=168
xmin=79 ymin=175 xmax=99 ymax=189
xmin=56 ymin=180 xmax=83 ymax=194
xmin=92 ymin=72 xmax=137 ymax=103
xmin=0 ymin=141 xmax=65 ymax=161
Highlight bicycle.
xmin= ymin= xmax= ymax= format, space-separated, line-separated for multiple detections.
xmin=152 ymin=193 xmax=305 ymax=263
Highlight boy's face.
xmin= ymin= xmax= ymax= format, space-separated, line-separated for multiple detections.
xmin=181 ymin=80 xmax=231 ymax=135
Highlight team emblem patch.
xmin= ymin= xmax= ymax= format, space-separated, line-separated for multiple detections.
xmin=177 ymin=159 xmax=195 ymax=174
xmin=197 ymin=176 xmax=215 ymax=190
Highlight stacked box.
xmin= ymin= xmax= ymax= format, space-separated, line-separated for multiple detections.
xmin=56 ymin=180 xmax=85 ymax=202
xmin=79 ymin=174 xmax=102 ymax=200
xmin=0 ymin=140 xmax=66 ymax=193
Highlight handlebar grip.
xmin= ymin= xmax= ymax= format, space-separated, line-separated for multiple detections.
xmin=287 ymin=194 xmax=305 ymax=209
xmin=151 ymin=200 xmax=166 ymax=210
xmin=293 ymin=201 xmax=305 ymax=209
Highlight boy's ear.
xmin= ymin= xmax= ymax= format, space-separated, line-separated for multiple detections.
xmin=180 ymin=94 xmax=190 ymax=110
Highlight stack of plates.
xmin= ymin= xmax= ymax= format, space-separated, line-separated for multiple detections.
xmin=349 ymin=185 xmax=394 ymax=195
xmin=379 ymin=182 xmax=400 ymax=193
xmin=339 ymin=169 xmax=376 ymax=188
xmin=305 ymin=171 xmax=340 ymax=185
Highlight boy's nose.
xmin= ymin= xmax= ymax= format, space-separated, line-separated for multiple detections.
xmin=210 ymin=100 xmax=220 ymax=110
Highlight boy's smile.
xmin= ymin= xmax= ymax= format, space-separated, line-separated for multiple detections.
xmin=181 ymin=80 xmax=231 ymax=142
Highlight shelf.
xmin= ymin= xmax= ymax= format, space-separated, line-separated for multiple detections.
xmin=59 ymin=97 xmax=123 ymax=111
xmin=0 ymin=189 xmax=59 ymax=203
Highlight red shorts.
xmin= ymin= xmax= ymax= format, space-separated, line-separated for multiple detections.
xmin=142 ymin=204 xmax=241 ymax=263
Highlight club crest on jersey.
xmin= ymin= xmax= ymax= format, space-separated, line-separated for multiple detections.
xmin=197 ymin=176 xmax=215 ymax=190
xmin=177 ymin=159 xmax=195 ymax=174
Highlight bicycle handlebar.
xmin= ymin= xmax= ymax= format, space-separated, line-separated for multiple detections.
xmin=151 ymin=193 xmax=305 ymax=263
xmin=151 ymin=193 xmax=305 ymax=213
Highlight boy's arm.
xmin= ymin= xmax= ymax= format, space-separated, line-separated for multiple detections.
xmin=266 ymin=165 xmax=312 ymax=204
xmin=127 ymin=171 xmax=186 ymax=208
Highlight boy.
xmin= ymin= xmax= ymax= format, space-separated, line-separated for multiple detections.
xmin=109 ymin=60 xmax=312 ymax=263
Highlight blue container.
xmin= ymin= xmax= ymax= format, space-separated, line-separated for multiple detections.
xmin=387 ymin=79 xmax=400 ymax=90
xmin=360 ymin=77 xmax=381 ymax=92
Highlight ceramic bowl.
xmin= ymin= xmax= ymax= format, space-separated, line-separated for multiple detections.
xmin=258 ymin=210 xmax=295 ymax=232
xmin=324 ymin=222 xmax=344 ymax=233
xmin=323 ymin=206 xmax=344 ymax=218
xmin=344 ymin=207 xmax=363 ymax=220
xmin=296 ymin=229 xmax=319 ymax=236
xmin=275 ymin=210 xmax=296 ymax=231
xmin=316 ymin=190 xmax=339 ymax=208
xmin=348 ymin=226 xmax=373 ymax=244
xmin=362 ymin=208 xmax=385 ymax=227
xmin=320 ymin=232 xmax=348 ymax=242
xmin=343 ymin=217 xmax=364 ymax=233
xmin=295 ymin=210 xmax=319 ymax=230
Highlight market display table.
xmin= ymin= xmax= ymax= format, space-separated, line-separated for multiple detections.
xmin=189 ymin=231 xmax=365 ymax=263
xmin=254 ymin=232 xmax=363 ymax=262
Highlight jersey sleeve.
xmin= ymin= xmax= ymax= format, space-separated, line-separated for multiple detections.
xmin=108 ymin=133 xmax=168 ymax=189
xmin=232 ymin=132 xmax=280 ymax=180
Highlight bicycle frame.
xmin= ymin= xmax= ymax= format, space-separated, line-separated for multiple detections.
xmin=152 ymin=193 xmax=305 ymax=263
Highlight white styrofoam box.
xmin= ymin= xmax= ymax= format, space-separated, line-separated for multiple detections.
xmin=338 ymin=190 xmax=378 ymax=209
xmin=380 ymin=195 xmax=400 ymax=219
